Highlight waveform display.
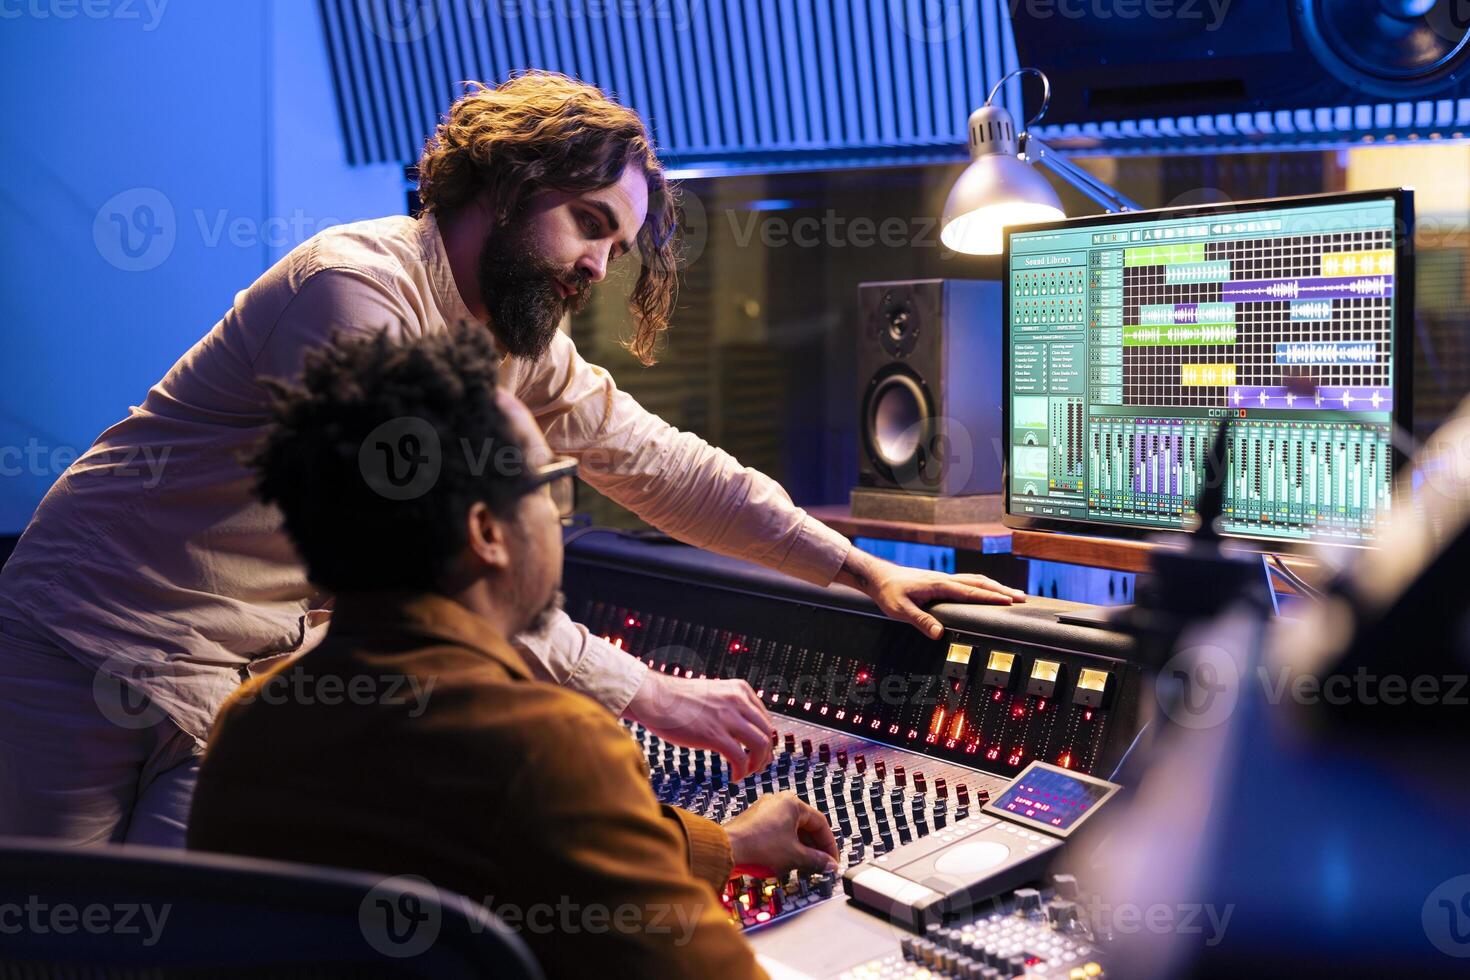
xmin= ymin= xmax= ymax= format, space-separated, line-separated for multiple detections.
xmin=1180 ymin=363 xmax=1236 ymax=386
xmin=1320 ymin=250 xmax=1394 ymax=277
xmin=1221 ymin=275 xmax=1394 ymax=302
xmin=1124 ymin=242 xmax=1204 ymax=267
xmin=1088 ymin=416 xmax=1392 ymax=543
xmin=1138 ymin=303 xmax=1236 ymax=326
xmin=1124 ymin=323 xmax=1237 ymax=346
xmin=1228 ymin=386 xmax=1392 ymax=411
xmin=1275 ymin=342 xmax=1377 ymax=365
xmin=1289 ymin=300 xmax=1333 ymax=321
xmin=1163 ymin=261 xmax=1232 ymax=284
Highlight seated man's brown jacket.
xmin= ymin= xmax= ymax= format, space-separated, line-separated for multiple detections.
xmin=188 ymin=591 xmax=764 ymax=979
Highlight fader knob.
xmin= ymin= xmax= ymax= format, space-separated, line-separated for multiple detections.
xmin=855 ymin=754 xmax=866 ymax=774
xmin=837 ymin=750 xmax=849 ymax=769
xmin=874 ymin=760 xmax=886 ymax=781
xmin=956 ymin=784 xmax=970 ymax=807
xmin=1014 ymin=888 xmax=1043 ymax=918
xmin=935 ymin=778 xmax=948 ymax=799
xmin=801 ymin=738 xmax=813 ymax=758
xmin=819 ymin=743 xmax=832 ymax=764
xmin=783 ymin=732 xmax=796 ymax=754
xmin=914 ymin=771 xmax=927 ymax=794
xmin=894 ymin=766 xmax=906 ymax=787
xmin=1047 ymin=899 xmax=1079 ymax=930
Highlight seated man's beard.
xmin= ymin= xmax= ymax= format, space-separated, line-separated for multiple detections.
xmin=476 ymin=223 xmax=592 ymax=362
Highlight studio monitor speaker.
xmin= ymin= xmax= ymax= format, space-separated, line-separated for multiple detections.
xmin=1010 ymin=0 xmax=1470 ymax=125
xmin=856 ymin=279 xmax=1003 ymax=499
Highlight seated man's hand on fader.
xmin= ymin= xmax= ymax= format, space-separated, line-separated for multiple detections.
xmin=724 ymin=793 xmax=839 ymax=878
xmin=625 ymin=672 xmax=776 ymax=781
xmin=836 ymin=547 xmax=1027 ymax=640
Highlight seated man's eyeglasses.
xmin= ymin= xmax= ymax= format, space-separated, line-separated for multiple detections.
xmin=517 ymin=456 xmax=578 ymax=519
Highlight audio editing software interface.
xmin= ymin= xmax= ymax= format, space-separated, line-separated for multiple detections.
xmin=1006 ymin=195 xmax=1400 ymax=544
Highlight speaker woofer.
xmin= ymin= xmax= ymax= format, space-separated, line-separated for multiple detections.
xmin=1297 ymin=0 xmax=1470 ymax=96
xmin=870 ymin=373 xmax=928 ymax=468
xmin=862 ymin=366 xmax=940 ymax=496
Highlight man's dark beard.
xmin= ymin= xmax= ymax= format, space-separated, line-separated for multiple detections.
xmin=476 ymin=223 xmax=591 ymax=362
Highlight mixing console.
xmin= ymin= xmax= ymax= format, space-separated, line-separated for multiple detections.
xmin=565 ymin=530 xmax=1142 ymax=958
xmin=573 ymin=579 xmax=1137 ymax=784
xmin=629 ymin=717 xmax=1011 ymax=932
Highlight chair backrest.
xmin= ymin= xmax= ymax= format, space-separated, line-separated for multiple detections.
xmin=0 ymin=837 xmax=543 ymax=979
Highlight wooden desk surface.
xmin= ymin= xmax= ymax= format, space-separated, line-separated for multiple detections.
xmin=808 ymin=504 xmax=1322 ymax=586
xmin=804 ymin=505 xmax=1012 ymax=554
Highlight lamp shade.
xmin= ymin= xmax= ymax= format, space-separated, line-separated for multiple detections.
xmin=940 ymin=102 xmax=1064 ymax=255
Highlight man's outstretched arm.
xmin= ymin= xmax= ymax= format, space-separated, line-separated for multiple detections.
xmin=510 ymin=331 xmax=1025 ymax=624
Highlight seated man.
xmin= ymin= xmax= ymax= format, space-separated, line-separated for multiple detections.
xmin=187 ymin=324 xmax=837 ymax=977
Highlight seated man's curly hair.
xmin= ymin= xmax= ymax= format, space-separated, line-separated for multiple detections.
xmin=251 ymin=323 xmax=524 ymax=593
xmin=416 ymin=70 xmax=679 ymax=365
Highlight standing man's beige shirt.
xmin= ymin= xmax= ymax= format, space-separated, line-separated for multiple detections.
xmin=0 ymin=213 xmax=852 ymax=741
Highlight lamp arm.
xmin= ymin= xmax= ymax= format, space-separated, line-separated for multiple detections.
xmin=1022 ymin=135 xmax=1142 ymax=213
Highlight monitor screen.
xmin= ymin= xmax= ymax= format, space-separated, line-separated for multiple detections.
xmin=1003 ymin=190 xmax=1410 ymax=548
xmin=983 ymin=761 xmax=1120 ymax=838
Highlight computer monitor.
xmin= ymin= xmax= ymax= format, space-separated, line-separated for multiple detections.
xmin=1002 ymin=189 xmax=1412 ymax=549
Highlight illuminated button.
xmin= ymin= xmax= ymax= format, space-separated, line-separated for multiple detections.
xmin=1084 ymin=964 xmax=1103 ymax=977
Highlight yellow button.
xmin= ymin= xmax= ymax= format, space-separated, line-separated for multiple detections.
xmin=1084 ymin=963 xmax=1104 ymax=977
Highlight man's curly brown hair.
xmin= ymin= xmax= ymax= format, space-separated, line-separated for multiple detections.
xmin=417 ymin=71 xmax=678 ymax=365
